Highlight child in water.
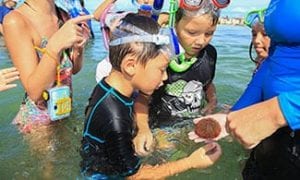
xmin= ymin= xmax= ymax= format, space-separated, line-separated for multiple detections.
xmin=245 ymin=8 xmax=270 ymax=69
xmin=134 ymin=0 xmax=226 ymax=155
xmin=80 ymin=13 xmax=221 ymax=179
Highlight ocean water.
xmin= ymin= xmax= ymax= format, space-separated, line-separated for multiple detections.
xmin=0 ymin=3 xmax=255 ymax=179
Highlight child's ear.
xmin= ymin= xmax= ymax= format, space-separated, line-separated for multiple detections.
xmin=121 ymin=55 xmax=137 ymax=77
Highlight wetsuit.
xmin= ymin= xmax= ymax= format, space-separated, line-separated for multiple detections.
xmin=231 ymin=0 xmax=300 ymax=178
xmin=149 ymin=44 xmax=217 ymax=128
xmin=80 ymin=79 xmax=140 ymax=178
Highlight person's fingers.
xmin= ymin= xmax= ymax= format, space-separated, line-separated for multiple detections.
xmin=204 ymin=142 xmax=222 ymax=162
xmin=144 ymin=136 xmax=153 ymax=152
xmin=5 ymin=76 xmax=19 ymax=84
xmin=1 ymin=67 xmax=18 ymax=74
xmin=4 ymin=71 xmax=19 ymax=79
xmin=225 ymin=115 xmax=231 ymax=134
xmin=188 ymin=131 xmax=198 ymax=140
xmin=134 ymin=138 xmax=148 ymax=156
xmin=0 ymin=84 xmax=17 ymax=92
xmin=248 ymin=142 xmax=259 ymax=149
xmin=71 ymin=14 xmax=94 ymax=24
xmin=193 ymin=117 xmax=203 ymax=124
xmin=194 ymin=137 xmax=206 ymax=143
xmin=81 ymin=22 xmax=90 ymax=31
xmin=77 ymin=38 xmax=87 ymax=47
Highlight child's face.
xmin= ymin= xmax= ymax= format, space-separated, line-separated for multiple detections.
xmin=132 ymin=53 xmax=169 ymax=96
xmin=176 ymin=14 xmax=217 ymax=58
xmin=252 ymin=23 xmax=270 ymax=60
xmin=137 ymin=0 xmax=154 ymax=5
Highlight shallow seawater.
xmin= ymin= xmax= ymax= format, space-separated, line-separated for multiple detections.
xmin=0 ymin=23 xmax=253 ymax=179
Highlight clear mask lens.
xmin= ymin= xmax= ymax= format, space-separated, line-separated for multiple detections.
xmin=180 ymin=0 xmax=229 ymax=17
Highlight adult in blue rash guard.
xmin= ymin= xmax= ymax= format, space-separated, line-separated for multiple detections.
xmin=189 ymin=0 xmax=300 ymax=179
xmin=80 ymin=13 xmax=221 ymax=179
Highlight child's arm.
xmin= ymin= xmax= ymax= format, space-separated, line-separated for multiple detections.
xmin=129 ymin=142 xmax=222 ymax=179
xmin=93 ymin=0 xmax=116 ymax=21
xmin=0 ymin=24 xmax=3 ymax=35
xmin=133 ymin=93 xmax=154 ymax=156
xmin=201 ymin=82 xmax=217 ymax=115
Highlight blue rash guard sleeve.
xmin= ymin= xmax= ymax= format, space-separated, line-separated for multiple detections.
xmin=231 ymin=60 xmax=269 ymax=111
xmin=278 ymin=91 xmax=300 ymax=131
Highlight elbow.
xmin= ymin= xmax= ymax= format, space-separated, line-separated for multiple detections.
xmin=26 ymin=91 xmax=43 ymax=102
xmin=26 ymin=85 xmax=44 ymax=102
xmin=72 ymin=68 xmax=81 ymax=74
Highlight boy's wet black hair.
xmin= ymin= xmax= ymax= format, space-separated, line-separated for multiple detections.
xmin=109 ymin=13 xmax=162 ymax=71
xmin=175 ymin=8 xmax=219 ymax=26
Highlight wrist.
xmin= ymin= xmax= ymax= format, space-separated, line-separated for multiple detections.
xmin=46 ymin=43 xmax=62 ymax=57
xmin=182 ymin=157 xmax=193 ymax=169
xmin=137 ymin=122 xmax=151 ymax=133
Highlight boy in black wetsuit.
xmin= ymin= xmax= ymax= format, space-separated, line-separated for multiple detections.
xmin=80 ymin=13 xmax=221 ymax=179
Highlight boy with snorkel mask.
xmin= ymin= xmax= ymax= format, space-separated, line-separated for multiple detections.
xmin=134 ymin=0 xmax=230 ymax=156
xmin=93 ymin=0 xmax=166 ymax=82
xmin=80 ymin=13 xmax=221 ymax=179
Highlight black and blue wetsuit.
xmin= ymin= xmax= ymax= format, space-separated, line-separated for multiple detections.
xmin=80 ymin=79 xmax=140 ymax=178
xmin=149 ymin=44 xmax=217 ymax=127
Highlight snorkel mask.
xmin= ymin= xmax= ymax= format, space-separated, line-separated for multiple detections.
xmin=109 ymin=21 xmax=177 ymax=61
xmin=244 ymin=8 xmax=266 ymax=63
xmin=179 ymin=0 xmax=230 ymax=16
xmin=244 ymin=8 xmax=266 ymax=28
xmin=167 ymin=0 xmax=230 ymax=73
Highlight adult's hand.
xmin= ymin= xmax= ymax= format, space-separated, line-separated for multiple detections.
xmin=226 ymin=97 xmax=287 ymax=149
xmin=0 ymin=67 xmax=19 ymax=92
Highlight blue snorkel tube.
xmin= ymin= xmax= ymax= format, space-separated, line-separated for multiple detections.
xmin=152 ymin=0 xmax=165 ymax=21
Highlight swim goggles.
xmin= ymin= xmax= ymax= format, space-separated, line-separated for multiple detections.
xmin=109 ymin=22 xmax=180 ymax=60
xmin=244 ymin=8 xmax=266 ymax=28
xmin=179 ymin=0 xmax=230 ymax=16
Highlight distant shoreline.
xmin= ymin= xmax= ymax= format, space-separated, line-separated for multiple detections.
xmin=218 ymin=16 xmax=244 ymax=26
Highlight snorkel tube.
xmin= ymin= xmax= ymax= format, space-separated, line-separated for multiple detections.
xmin=152 ymin=0 xmax=165 ymax=21
xmin=168 ymin=0 xmax=197 ymax=73
xmin=169 ymin=53 xmax=197 ymax=72
xmin=100 ymin=3 xmax=114 ymax=50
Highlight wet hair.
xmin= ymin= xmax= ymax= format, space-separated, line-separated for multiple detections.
xmin=175 ymin=8 xmax=219 ymax=26
xmin=109 ymin=13 xmax=161 ymax=71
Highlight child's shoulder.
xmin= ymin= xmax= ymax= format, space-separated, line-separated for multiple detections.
xmin=203 ymin=44 xmax=217 ymax=60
